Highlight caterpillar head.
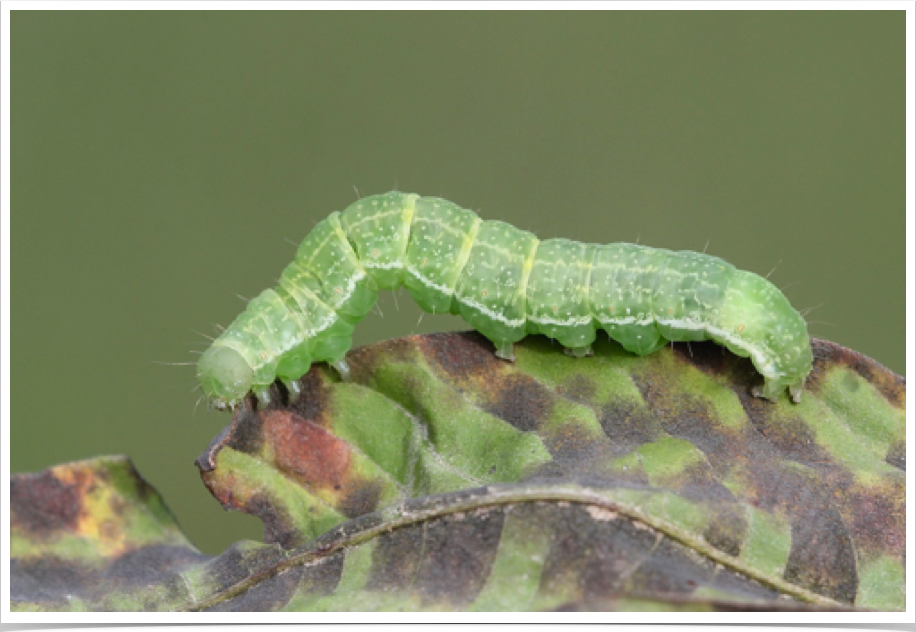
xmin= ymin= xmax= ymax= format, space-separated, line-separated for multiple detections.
xmin=197 ymin=345 xmax=253 ymax=410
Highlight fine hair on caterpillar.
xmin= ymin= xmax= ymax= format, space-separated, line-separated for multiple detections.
xmin=197 ymin=192 xmax=813 ymax=410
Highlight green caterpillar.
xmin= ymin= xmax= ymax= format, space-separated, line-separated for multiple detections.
xmin=197 ymin=192 xmax=813 ymax=409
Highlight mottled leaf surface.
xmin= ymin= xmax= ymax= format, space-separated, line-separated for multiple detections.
xmin=10 ymin=456 xmax=209 ymax=610
xmin=12 ymin=333 xmax=905 ymax=611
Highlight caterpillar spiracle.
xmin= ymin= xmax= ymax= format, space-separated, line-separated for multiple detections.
xmin=197 ymin=192 xmax=813 ymax=410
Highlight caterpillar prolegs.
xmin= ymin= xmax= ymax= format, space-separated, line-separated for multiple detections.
xmin=197 ymin=192 xmax=813 ymax=410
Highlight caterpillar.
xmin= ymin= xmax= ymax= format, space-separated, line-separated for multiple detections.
xmin=197 ymin=192 xmax=813 ymax=410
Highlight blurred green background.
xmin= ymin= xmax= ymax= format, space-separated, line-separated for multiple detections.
xmin=12 ymin=11 xmax=904 ymax=554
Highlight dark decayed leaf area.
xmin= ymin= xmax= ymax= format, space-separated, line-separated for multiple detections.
xmin=11 ymin=332 xmax=906 ymax=611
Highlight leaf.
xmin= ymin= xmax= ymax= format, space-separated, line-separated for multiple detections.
xmin=10 ymin=455 xmax=208 ymax=611
xmin=11 ymin=333 xmax=905 ymax=611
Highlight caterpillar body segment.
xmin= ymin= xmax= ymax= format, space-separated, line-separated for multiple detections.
xmin=197 ymin=192 xmax=813 ymax=410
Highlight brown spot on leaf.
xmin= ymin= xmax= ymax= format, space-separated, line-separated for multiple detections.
xmin=743 ymin=410 xmax=835 ymax=469
xmin=264 ymin=410 xmax=351 ymax=491
xmin=293 ymin=552 xmax=345 ymax=598
xmin=197 ymin=399 xmax=268 ymax=473
xmin=246 ymin=493 xmax=300 ymax=549
xmin=202 ymin=541 xmax=288 ymax=597
xmin=413 ymin=507 xmax=505 ymax=606
xmin=623 ymin=536 xmax=717 ymax=598
xmin=338 ymin=481 xmax=383 ymax=520
xmin=558 ymin=375 xmax=596 ymax=404
xmin=11 ymin=469 xmax=83 ymax=537
xmin=485 ymin=373 xmax=552 ymax=433
xmin=201 ymin=404 xmax=387 ymax=524
xmin=546 ymin=422 xmax=607 ymax=467
xmin=366 ymin=522 xmax=426 ymax=592
xmin=702 ymin=502 xmax=748 ymax=558
xmin=598 ymin=400 xmax=661 ymax=456
xmin=885 ymin=439 xmax=905 ymax=471
xmin=777 ymin=468 xmax=858 ymax=603
xmin=420 ymin=331 xmax=502 ymax=382
xmin=847 ymin=480 xmax=906 ymax=559
xmin=670 ymin=340 xmax=737 ymax=377
xmin=106 ymin=545 xmax=209 ymax=589
xmin=206 ymin=564 xmax=304 ymax=612
xmin=537 ymin=502 xmax=650 ymax=601
xmin=288 ymin=366 xmax=334 ymax=424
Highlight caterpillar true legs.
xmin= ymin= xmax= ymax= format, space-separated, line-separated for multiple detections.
xmin=197 ymin=192 xmax=813 ymax=410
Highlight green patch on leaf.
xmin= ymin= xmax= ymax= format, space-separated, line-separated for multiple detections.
xmin=739 ymin=505 xmax=793 ymax=577
xmin=855 ymin=554 xmax=905 ymax=610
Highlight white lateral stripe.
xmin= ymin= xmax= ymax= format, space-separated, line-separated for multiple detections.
xmin=652 ymin=318 xmax=778 ymax=378
xmin=299 ymin=264 xmax=780 ymax=378
xmin=705 ymin=325 xmax=777 ymax=377
xmin=527 ymin=314 xmax=592 ymax=327
xmin=595 ymin=316 xmax=654 ymax=326
xmin=407 ymin=266 xmax=454 ymax=296
xmin=408 ymin=247 xmax=525 ymax=328
xmin=588 ymin=314 xmax=779 ymax=378
xmin=364 ymin=261 xmax=405 ymax=270
xmin=303 ymin=311 xmax=338 ymax=338
xmin=454 ymin=294 xmax=525 ymax=327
